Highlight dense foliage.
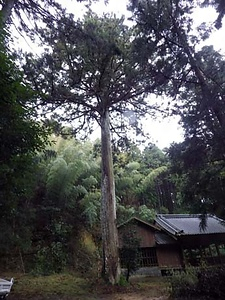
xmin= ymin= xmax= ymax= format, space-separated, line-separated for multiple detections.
xmin=129 ymin=0 xmax=225 ymax=217
xmin=0 ymin=132 xmax=170 ymax=274
xmin=170 ymin=266 xmax=225 ymax=299
xmin=0 ymin=27 xmax=49 ymax=266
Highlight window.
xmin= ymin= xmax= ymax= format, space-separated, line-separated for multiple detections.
xmin=120 ymin=247 xmax=158 ymax=268
xmin=139 ymin=247 xmax=158 ymax=267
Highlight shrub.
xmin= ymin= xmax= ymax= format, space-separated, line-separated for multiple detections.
xmin=118 ymin=274 xmax=129 ymax=286
xmin=197 ymin=266 xmax=225 ymax=299
xmin=170 ymin=267 xmax=198 ymax=298
xmin=120 ymin=225 xmax=140 ymax=282
xmin=32 ymin=242 xmax=68 ymax=275
xmin=170 ymin=266 xmax=225 ymax=299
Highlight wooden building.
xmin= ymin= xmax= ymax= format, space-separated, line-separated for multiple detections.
xmin=118 ymin=214 xmax=225 ymax=275
xmin=118 ymin=217 xmax=183 ymax=275
xmin=155 ymin=214 xmax=225 ymax=267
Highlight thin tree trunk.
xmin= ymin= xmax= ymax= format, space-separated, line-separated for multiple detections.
xmin=19 ymin=248 xmax=26 ymax=274
xmin=100 ymin=109 xmax=121 ymax=285
xmin=172 ymin=18 xmax=225 ymax=129
xmin=0 ymin=0 xmax=16 ymax=26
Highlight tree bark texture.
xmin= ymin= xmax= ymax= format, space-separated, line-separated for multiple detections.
xmin=0 ymin=0 xmax=16 ymax=25
xmin=100 ymin=110 xmax=121 ymax=285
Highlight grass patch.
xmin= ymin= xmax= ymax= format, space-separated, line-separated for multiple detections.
xmin=5 ymin=272 xmax=92 ymax=298
xmin=3 ymin=272 xmax=170 ymax=299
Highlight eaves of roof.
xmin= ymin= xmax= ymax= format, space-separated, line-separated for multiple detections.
xmin=155 ymin=214 xmax=225 ymax=236
xmin=155 ymin=215 xmax=184 ymax=236
xmin=118 ymin=216 xmax=160 ymax=231
xmin=155 ymin=232 xmax=178 ymax=245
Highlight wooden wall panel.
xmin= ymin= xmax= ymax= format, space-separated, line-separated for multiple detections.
xmin=157 ymin=246 xmax=183 ymax=268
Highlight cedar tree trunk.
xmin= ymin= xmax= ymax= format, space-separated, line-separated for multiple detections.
xmin=100 ymin=109 xmax=121 ymax=284
xmin=0 ymin=0 xmax=16 ymax=25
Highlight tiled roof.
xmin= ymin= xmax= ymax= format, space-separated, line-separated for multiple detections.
xmin=155 ymin=214 xmax=225 ymax=236
xmin=118 ymin=216 xmax=159 ymax=230
xmin=155 ymin=232 xmax=177 ymax=245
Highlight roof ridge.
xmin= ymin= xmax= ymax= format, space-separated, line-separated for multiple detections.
xmin=117 ymin=216 xmax=159 ymax=230
xmin=156 ymin=214 xmax=225 ymax=236
xmin=158 ymin=214 xmax=211 ymax=219
xmin=156 ymin=215 xmax=183 ymax=235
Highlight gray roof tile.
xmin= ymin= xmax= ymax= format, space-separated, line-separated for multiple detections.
xmin=155 ymin=214 xmax=225 ymax=236
xmin=155 ymin=232 xmax=177 ymax=245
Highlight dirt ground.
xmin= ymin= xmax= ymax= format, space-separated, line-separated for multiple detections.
xmin=9 ymin=294 xmax=169 ymax=300
xmin=97 ymin=293 xmax=169 ymax=300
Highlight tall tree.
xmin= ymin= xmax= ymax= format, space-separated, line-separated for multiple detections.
xmin=0 ymin=0 xmax=63 ymax=27
xmin=23 ymin=12 xmax=164 ymax=284
xmin=129 ymin=0 xmax=225 ymax=214
xmin=0 ymin=0 xmax=97 ymax=26
xmin=130 ymin=0 xmax=225 ymax=140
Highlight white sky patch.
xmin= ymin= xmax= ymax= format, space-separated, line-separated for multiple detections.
xmin=192 ymin=6 xmax=225 ymax=54
xmin=91 ymin=0 xmax=131 ymax=18
xmin=144 ymin=117 xmax=184 ymax=149
xmin=59 ymin=0 xmax=130 ymax=17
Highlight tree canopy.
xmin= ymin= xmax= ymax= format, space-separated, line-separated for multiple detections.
xmin=24 ymin=11 xmax=162 ymax=135
xmin=129 ymin=0 xmax=225 ymax=215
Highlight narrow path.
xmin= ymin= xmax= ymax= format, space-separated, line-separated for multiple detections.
xmin=97 ymin=294 xmax=169 ymax=300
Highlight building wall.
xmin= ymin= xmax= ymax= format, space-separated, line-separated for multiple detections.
xmin=179 ymin=233 xmax=225 ymax=248
xmin=118 ymin=222 xmax=156 ymax=248
xmin=157 ymin=245 xmax=183 ymax=268
xmin=136 ymin=225 xmax=156 ymax=247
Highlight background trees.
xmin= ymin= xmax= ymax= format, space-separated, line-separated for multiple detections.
xmin=0 ymin=125 xmax=171 ymax=274
xmin=30 ymin=136 xmax=101 ymax=274
xmin=129 ymin=0 xmax=225 ymax=217
xmin=113 ymin=141 xmax=173 ymax=213
xmin=0 ymin=26 xmax=50 ymax=269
